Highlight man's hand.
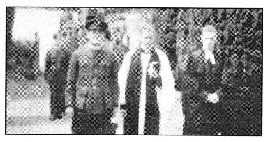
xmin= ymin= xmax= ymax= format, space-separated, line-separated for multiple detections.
xmin=111 ymin=107 xmax=126 ymax=134
xmin=147 ymin=61 xmax=160 ymax=78
xmin=65 ymin=106 xmax=74 ymax=118
xmin=207 ymin=92 xmax=219 ymax=104
xmin=111 ymin=107 xmax=126 ymax=124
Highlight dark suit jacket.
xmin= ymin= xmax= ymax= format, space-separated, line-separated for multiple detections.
xmin=175 ymin=48 xmax=226 ymax=107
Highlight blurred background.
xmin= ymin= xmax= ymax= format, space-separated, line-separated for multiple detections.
xmin=6 ymin=7 xmax=262 ymax=135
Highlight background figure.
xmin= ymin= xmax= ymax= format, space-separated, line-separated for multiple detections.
xmin=116 ymin=21 xmax=183 ymax=135
xmin=65 ymin=14 xmax=119 ymax=134
xmin=44 ymin=12 xmax=78 ymax=121
xmin=175 ymin=25 xmax=226 ymax=135
xmin=110 ymin=26 xmax=129 ymax=68
xmin=44 ymin=47 xmax=65 ymax=120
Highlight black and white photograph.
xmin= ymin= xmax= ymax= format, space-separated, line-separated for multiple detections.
xmin=5 ymin=5 xmax=263 ymax=136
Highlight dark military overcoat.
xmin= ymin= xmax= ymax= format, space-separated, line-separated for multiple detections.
xmin=65 ymin=45 xmax=119 ymax=114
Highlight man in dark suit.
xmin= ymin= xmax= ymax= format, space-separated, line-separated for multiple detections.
xmin=64 ymin=14 xmax=119 ymax=134
xmin=175 ymin=25 xmax=226 ymax=135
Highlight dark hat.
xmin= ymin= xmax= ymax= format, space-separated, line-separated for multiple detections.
xmin=85 ymin=15 xmax=108 ymax=32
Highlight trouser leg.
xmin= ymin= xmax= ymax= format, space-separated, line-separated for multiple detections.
xmin=102 ymin=108 xmax=116 ymax=135
xmin=182 ymin=94 xmax=203 ymax=135
xmin=123 ymin=106 xmax=139 ymax=135
xmin=50 ymin=83 xmax=65 ymax=118
xmin=144 ymin=104 xmax=160 ymax=135
xmin=72 ymin=108 xmax=116 ymax=135
xmin=200 ymin=102 xmax=222 ymax=135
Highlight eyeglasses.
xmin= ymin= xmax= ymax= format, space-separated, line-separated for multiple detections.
xmin=203 ymin=37 xmax=216 ymax=41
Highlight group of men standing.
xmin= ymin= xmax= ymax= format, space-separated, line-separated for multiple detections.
xmin=44 ymin=12 xmax=225 ymax=135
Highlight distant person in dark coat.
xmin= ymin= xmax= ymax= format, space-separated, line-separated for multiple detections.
xmin=64 ymin=14 xmax=119 ymax=134
xmin=44 ymin=31 xmax=77 ymax=121
xmin=110 ymin=26 xmax=129 ymax=68
xmin=44 ymin=12 xmax=78 ymax=121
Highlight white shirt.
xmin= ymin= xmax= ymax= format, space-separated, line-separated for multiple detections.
xmin=204 ymin=50 xmax=216 ymax=64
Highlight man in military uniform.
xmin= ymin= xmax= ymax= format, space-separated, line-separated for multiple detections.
xmin=44 ymin=12 xmax=78 ymax=121
xmin=175 ymin=25 xmax=226 ymax=135
xmin=65 ymin=14 xmax=119 ymax=134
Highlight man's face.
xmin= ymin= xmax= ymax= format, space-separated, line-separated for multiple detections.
xmin=57 ymin=25 xmax=77 ymax=51
xmin=60 ymin=21 xmax=76 ymax=40
xmin=140 ymin=25 xmax=155 ymax=50
xmin=201 ymin=31 xmax=217 ymax=52
xmin=86 ymin=30 xmax=106 ymax=47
